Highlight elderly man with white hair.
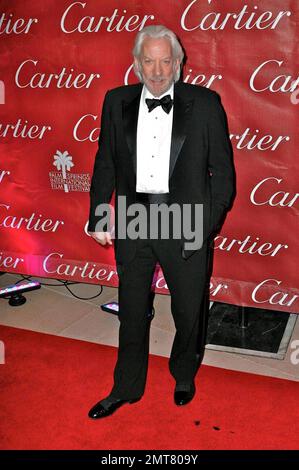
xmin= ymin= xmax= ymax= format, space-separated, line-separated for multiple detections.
xmin=87 ymin=25 xmax=234 ymax=419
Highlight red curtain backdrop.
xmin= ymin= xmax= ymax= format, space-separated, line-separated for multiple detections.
xmin=0 ymin=0 xmax=298 ymax=313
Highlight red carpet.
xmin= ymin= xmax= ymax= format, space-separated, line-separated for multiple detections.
xmin=0 ymin=325 xmax=298 ymax=450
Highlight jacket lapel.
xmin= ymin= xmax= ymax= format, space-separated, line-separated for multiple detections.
xmin=123 ymin=87 xmax=142 ymax=174
xmin=122 ymin=82 xmax=194 ymax=179
xmin=169 ymin=84 xmax=194 ymax=179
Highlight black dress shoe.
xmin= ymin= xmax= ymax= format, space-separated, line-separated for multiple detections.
xmin=174 ymin=382 xmax=196 ymax=406
xmin=88 ymin=397 xmax=140 ymax=419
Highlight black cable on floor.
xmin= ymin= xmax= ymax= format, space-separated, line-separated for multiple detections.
xmin=16 ymin=274 xmax=104 ymax=301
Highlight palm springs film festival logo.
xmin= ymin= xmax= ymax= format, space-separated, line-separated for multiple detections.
xmin=49 ymin=150 xmax=90 ymax=192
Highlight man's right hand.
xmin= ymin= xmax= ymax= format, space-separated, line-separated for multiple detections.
xmin=88 ymin=231 xmax=113 ymax=246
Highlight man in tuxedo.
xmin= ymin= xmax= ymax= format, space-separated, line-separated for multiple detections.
xmin=87 ymin=25 xmax=234 ymax=419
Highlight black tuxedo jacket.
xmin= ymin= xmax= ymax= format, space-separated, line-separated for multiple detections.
xmin=88 ymin=81 xmax=234 ymax=263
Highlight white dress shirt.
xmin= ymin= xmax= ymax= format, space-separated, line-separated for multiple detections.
xmin=136 ymin=84 xmax=174 ymax=194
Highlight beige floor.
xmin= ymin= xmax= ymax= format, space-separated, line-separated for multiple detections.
xmin=0 ymin=272 xmax=298 ymax=382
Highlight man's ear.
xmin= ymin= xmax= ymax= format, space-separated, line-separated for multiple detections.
xmin=174 ymin=58 xmax=180 ymax=74
xmin=134 ymin=57 xmax=140 ymax=71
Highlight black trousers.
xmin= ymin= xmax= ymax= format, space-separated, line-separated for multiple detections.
xmin=109 ymin=232 xmax=210 ymax=400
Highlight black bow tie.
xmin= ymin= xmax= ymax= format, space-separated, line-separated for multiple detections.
xmin=145 ymin=94 xmax=173 ymax=114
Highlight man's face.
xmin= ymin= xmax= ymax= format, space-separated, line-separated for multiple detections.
xmin=135 ymin=36 xmax=180 ymax=97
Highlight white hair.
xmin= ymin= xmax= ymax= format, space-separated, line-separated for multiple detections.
xmin=132 ymin=25 xmax=184 ymax=82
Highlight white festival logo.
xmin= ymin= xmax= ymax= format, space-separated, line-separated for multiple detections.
xmin=50 ymin=150 xmax=90 ymax=193
xmin=53 ymin=150 xmax=74 ymax=193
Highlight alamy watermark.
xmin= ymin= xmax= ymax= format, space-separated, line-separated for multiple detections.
xmin=94 ymin=196 xmax=204 ymax=250
xmin=290 ymin=339 xmax=299 ymax=365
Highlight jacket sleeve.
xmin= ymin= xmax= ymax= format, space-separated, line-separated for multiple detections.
xmin=208 ymin=91 xmax=235 ymax=233
xmin=88 ymin=91 xmax=116 ymax=232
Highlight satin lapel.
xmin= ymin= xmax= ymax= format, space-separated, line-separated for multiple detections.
xmin=123 ymin=89 xmax=142 ymax=174
xmin=169 ymin=89 xmax=194 ymax=179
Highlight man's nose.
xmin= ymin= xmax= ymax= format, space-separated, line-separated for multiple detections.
xmin=153 ymin=62 xmax=162 ymax=76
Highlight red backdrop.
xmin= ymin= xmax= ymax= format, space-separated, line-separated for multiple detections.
xmin=0 ymin=0 xmax=298 ymax=313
